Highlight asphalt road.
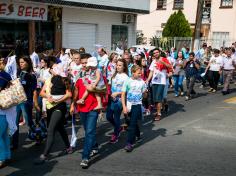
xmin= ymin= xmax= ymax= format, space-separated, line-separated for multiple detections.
xmin=1 ymin=84 xmax=236 ymax=176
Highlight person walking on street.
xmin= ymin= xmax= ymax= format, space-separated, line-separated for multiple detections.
xmin=222 ymin=48 xmax=236 ymax=95
xmin=184 ymin=52 xmax=200 ymax=101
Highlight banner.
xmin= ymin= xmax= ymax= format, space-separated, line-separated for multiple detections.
xmin=0 ymin=0 xmax=47 ymax=21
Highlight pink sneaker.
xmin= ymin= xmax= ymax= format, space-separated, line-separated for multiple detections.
xmin=110 ymin=134 xmax=118 ymax=144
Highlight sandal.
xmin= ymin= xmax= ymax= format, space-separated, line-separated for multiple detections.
xmin=154 ymin=114 xmax=161 ymax=121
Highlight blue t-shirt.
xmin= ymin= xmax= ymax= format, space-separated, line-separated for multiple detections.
xmin=185 ymin=60 xmax=200 ymax=77
xmin=0 ymin=71 xmax=12 ymax=90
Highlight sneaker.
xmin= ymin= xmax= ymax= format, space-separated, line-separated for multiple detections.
xmin=185 ymin=96 xmax=190 ymax=101
xmin=90 ymin=149 xmax=99 ymax=157
xmin=212 ymin=89 xmax=216 ymax=93
xmin=110 ymin=134 xmax=118 ymax=144
xmin=124 ymin=144 xmax=133 ymax=152
xmin=208 ymin=88 xmax=213 ymax=92
xmin=80 ymin=159 xmax=89 ymax=168
xmin=180 ymin=92 xmax=184 ymax=96
xmin=175 ymin=94 xmax=179 ymax=97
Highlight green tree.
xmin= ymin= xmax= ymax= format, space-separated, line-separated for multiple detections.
xmin=162 ymin=10 xmax=192 ymax=37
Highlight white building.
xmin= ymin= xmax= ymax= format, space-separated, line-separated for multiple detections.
xmin=137 ymin=0 xmax=236 ymax=48
xmin=61 ymin=0 xmax=150 ymax=52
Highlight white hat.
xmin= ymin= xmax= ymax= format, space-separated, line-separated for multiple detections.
xmin=87 ymin=57 xmax=98 ymax=67
xmin=65 ymin=49 xmax=71 ymax=54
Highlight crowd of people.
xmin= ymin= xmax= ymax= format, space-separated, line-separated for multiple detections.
xmin=1 ymin=42 xmax=236 ymax=169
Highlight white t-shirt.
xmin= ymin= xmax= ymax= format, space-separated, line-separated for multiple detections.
xmin=39 ymin=68 xmax=51 ymax=81
xmin=111 ymin=73 xmax=129 ymax=93
xmin=222 ymin=56 xmax=236 ymax=70
xmin=59 ymin=54 xmax=71 ymax=73
xmin=149 ymin=60 xmax=167 ymax=85
xmin=70 ymin=63 xmax=82 ymax=83
xmin=209 ymin=56 xmax=223 ymax=71
xmin=30 ymin=52 xmax=40 ymax=69
xmin=5 ymin=55 xmax=17 ymax=79
xmin=122 ymin=77 xmax=146 ymax=105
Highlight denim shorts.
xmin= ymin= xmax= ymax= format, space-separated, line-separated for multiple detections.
xmin=152 ymin=84 xmax=165 ymax=103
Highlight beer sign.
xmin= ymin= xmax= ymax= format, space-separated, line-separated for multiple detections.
xmin=0 ymin=0 xmax=47 ymax=21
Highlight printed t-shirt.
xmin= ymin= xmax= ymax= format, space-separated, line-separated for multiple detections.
xmin=106 ymin=62 xmax=116 ymax=84
xmin=149 ymin=60 xmax=168 ymax=85
xmin=209 ymin=56 xmax=223 ymax=71
xmin=122 ymin=78 xmax=146 ymax=105
xmin=111 ymin=73 xmax=129 ymax=94
xmin=70 ymin=63 xmax=82 ymax=83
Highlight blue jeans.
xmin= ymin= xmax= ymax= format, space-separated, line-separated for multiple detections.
xmin=127 ymin=104 xmax=142 ymax=145
xmin=0 ymin=115 xmax=11 ymax=161
xmin=12 ymin=102 xmax=34 ymax=148
xmin=173 ymin=75 xmax=184 ymax=95
xmin=106 ymin=99 xmax=123 ymax=136
xmin=80 ymin=111 xmax=98 ymax=160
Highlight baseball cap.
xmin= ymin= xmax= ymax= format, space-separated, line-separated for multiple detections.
xmin=86 ymin=57 xmax=98 ymax=67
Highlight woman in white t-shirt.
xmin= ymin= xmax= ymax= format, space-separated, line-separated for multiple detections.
xmin=106 ymin=58 xmax=128 ymax=144
xmin=38 ymin=57 xmax=51 ymax=118
xmin=206 ymin=49 xmax=223 ymax=92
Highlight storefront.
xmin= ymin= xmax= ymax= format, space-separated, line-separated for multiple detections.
xmin=62 ymin=7 xmax=137 ymax=53
xmin=0 ymin=0 xmax=61 ymax=57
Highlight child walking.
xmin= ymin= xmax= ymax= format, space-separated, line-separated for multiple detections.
xmin=121 ymin=65 xmax=147 ymax=152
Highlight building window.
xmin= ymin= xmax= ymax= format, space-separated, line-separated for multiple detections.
xmin=173 ymin=0 xmax=184 ymax=9
xmin=212 ymin=32 xmax=230 ymax=48
xmin=157 ymin=0 xmax=167 ymax=9
xmin=220 ymin=0 xmax=233 ymax=8
xmin=111 ymin=25 xmax=128 ymax=50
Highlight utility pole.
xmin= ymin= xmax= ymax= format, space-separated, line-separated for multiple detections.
xmin=193 ymin=0 xmax=204 ymax=51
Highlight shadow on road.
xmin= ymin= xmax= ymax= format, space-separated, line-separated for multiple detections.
xmin=6 ymin=160 xmax=58 ymax=176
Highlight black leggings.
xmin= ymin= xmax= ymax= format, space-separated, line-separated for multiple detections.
xmin=44 ymin=103 xmax=70 ymax=155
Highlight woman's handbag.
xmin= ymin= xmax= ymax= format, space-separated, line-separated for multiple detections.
xmin=0 ymin=77 xmax=27 ymax=109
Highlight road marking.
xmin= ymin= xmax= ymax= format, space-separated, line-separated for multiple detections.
xmin=216 ymin=106 xmax=236 ymax=110
xmin=224 ymin=96 xmax=236 ymax=104
xmin=194 ymin=127 xmax=236 ymax=140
